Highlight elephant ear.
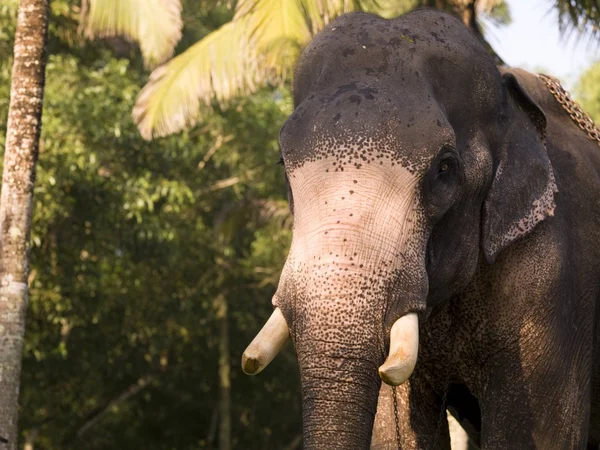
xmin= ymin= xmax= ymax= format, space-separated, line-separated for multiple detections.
xmin=482 ymin=72 xmax=558 ymax=264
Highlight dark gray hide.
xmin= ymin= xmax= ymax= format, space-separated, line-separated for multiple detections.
xmin=273 ymin=9 xmax=600 ymax=450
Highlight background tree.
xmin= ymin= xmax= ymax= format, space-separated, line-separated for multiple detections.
xmin=2 ymin=2 xmax=298 ymax=448
xmin=79 ymin=0 xmax=183 ymax=68
xmin=0 ymin=1 xmax=50 ymax=449
xmin=575 ymin=61 xmax=600 ymax=122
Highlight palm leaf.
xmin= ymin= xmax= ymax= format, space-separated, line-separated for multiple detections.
xmin=133 ymin=0 xmax=388 ymax=139
xmin=133 ymin=20 xmax=260 ymax=140
xmin=242 ymin=0 xmax=314 ymax=82
xmin=553 ymin=0 xmax=600 ymax=36
xmin=81 ymin=0 xmax=182 ymax=68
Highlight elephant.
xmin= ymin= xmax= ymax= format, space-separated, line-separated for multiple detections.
xmin=241 ymin=8 xmax=600 ymax=449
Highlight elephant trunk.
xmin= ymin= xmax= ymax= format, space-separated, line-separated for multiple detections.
xmin=298 ymin=343 xmax=382 ymax=449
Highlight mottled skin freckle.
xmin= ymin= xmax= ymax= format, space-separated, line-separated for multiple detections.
xmin=264 ymin=9 xmax=600 ymax=450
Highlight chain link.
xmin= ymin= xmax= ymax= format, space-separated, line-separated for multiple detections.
xmin=431 ymin=383 xmax=450 ymax=450
xmin=391 ymin=383 xmax=449 ymax=450
xmin=392 ymin=386 xmax=402 ymax=449
xmin=538 ymin=73 xmax=600 ymax=146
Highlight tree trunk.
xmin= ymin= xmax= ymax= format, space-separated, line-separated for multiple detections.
xmin=0 ymin=0 xmax=49 ymax=448
xmin=23 ymin=427 xmax=39 ymax=450
xmin=216 ymin=294 xmax=231 ymax=450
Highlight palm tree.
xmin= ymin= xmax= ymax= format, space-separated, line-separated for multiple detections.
xmin=79 ymin=0 xmax=183 ymax=68
xmin=0 ymin=1 xmax=50 ymax=449
xmin=554 ymin=0 xmax=600 ymax=34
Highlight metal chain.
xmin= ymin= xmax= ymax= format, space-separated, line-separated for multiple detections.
xmin=538 ymin=73 xmax=600 ymax=146
xmin=392 ymin=380 xmax=449 ymax=450
xmin=431 ymin=383 xmax=450 ymax=450
xmin=392 ymin=386 xmax=402 ymax=449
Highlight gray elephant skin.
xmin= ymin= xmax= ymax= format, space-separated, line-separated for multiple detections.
xmin=242 ymin=9 xmax=600 ymax=450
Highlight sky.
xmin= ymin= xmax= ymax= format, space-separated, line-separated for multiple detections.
xmin=482 ymin=0 xmax=600 ymax=88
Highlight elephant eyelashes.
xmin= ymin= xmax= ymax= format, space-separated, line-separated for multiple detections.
xmin=436 ymin=144 xmax=458 ymax=175
xmin=422 ymin=151 xmax=462 ymax=220
xmin=435 ymin=155 xmax=458 ymax=180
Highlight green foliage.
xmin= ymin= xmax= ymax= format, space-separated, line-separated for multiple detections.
xmin=555 ymin=0 xmax=600 ymax=36
xmin=0 ymin=1 xmax=18 ymax=57
xmin=485 ymin=0 xmax=511 ymax=26
xmin=575 ymin=61 xmax=600 ymax=123
xmin=1 ymin=4 xmax=299 ymax=449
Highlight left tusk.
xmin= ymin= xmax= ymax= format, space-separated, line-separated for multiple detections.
xmin=378 ymin=312 xmax=419 ymax=386
xmin=242 ymin=308 xmax=289 ymax=375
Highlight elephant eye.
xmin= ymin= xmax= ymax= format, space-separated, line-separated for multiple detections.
xmin=438 ymin=159 xmax=453 ymax=174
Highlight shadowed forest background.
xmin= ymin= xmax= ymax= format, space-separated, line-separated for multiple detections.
xmin=1 ymin=0 xmax=600 ymax=449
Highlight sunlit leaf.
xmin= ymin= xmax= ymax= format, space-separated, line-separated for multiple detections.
xmin=81 ymin=0 xmax=182 ymax=68
xmin=134 ymin=0 xmax=363 ymax=139
xmin=133 ymin=20 xmax=260 ymax=140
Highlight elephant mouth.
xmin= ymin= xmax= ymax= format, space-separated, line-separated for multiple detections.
xmin=243 ymin=307 xmax=420 ymax=386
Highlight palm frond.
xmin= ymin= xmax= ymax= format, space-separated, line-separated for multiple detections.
xmin=134 ymin=0 xmax=379 ymax=139
xmin=298 ymin=0 xmax=359 ymax=34
xmin=553 ymin=0 xmax=600 ymax=36
xmin=242 ymin=0 xmax=313 ymax=82
xmin=82 ymin=0 xmax=182 ymax=68
xmin=132 ymin=20 xmax=259 ymax=140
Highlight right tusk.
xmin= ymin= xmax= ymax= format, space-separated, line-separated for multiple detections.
xmin=378 ymin=312 xmax=419 ymax=386
xmin=242 ymin=308 xmax=289 ymax=375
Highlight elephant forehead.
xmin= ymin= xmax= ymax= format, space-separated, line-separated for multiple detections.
xmin=280 ymin=84 xmax=455 ymax=174
xmin=285 ymin=159 xmax=429 ymax=276
xmin=282 ymin=128 xmax=439 ymax=175
xmin=288 ymin=156 xmax=421 ymax=212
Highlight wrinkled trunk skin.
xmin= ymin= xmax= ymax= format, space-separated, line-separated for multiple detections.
xmin=288 ymin=267 xmax=389 ymax=449
xmin=371 ymin=384 xmax=399 ymax=449
xmin=275 ymin=158 xmax=429 ymax=449
xmin=0 ymin=0 xmax=49 ymax=448
xmin=300 ymin=352 xmax=381 ymax=449
xmin=285 ymin=252 xmax=403 ymax=449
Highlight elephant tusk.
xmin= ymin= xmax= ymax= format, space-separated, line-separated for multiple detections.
xmin=378 ymin=312 xmax=419 ymax=386
xmin=242 ymin=308 xmax=289 ymax=375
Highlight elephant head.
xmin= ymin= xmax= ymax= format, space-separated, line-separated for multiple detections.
xmin=243 ymin=10 xmax=556 ymax=449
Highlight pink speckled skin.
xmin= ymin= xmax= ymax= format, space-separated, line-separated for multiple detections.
xmin=270 ymin=9 xmax=600 ymax=450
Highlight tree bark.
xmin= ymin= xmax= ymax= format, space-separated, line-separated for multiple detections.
xmin=216 ymin=294 xmax=231 ymax=450
xmin=23 ymin=427 xmax=39 ymax=450
xmin=0 ymin=1 xmax=49 ymax=448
